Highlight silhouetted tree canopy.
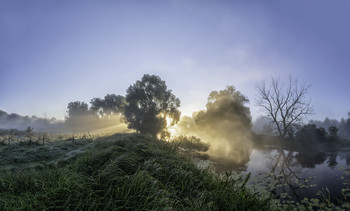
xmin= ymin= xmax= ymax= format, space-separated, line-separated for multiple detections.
xmin=328 ymin=125 xmax=339 ymax=140
xmin=309 ymin=113 xmax=350 ymax=140
xmin=124 ymin=74 xmax=181 ymax=137
xmin=65 ymin=101 xmax=95 ymax=129
xmin=195 ymin=85 xmax=251 ymax=133
xmin=295 ymin=124 xmax=328 ymax=143
xmin=90 ymin=94 xmax=126 ymax=119
xmin=66 ymin=101 xmax=91 ymax=118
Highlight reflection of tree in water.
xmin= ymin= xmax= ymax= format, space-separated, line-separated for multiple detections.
xmin=295 ymin=151 xmax=327 ymax=168
xmin=263 ymin=149 xmax=341 ymax=200
xmin=327 ymin=153 xmax=338 ymax=169
xmin=296 ymin=151 xmax=339 ymax=170
xmin=265 ymin=149 xmax=308 ymax=201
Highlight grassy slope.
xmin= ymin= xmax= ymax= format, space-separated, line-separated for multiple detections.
xmin=0 ymin=134 xmax=272 ymax=210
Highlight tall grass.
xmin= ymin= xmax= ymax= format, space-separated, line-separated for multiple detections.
xmin=0 ymin=134 xmax=273 ymax=210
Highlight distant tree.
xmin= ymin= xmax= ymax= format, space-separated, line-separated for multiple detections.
xmin=7 ymin=113 xmax=21 ymax=121
xmin=328 ymin=125 xmax=339 ymax=140
xmin=315 ymin=127 xmax=327 ymax=140
xmin=256 ymin=76 xmax=313 ymax=138
xmin=90 ymin=94 xmax=126 ymax=119
xmin=195 ymin=85 xmax=251 ymax=133
xmin=0 ymin=110 xmax=8 ymax=118
xmin=295 ymin=124 xmax=327 ymax=143
xmin=65 ymin=101 xmax=95 ymax=129
xmin=124 ymin=74 xmax=181 ymax=137
xmin=66 ymin=101 xmax=90 ymax=118
xmin=338 ymin=114 xmax=350 ymax=140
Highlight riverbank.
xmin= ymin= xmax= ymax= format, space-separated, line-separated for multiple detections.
xmin=0 ymin=134 xmax=271 ymax=210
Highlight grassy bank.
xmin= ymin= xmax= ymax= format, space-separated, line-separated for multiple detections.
xmin=0 ymin=134 xmax=271 ymax=210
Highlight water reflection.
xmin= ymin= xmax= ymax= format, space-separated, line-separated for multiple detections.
xmin=216 ymin=146 xmax=350 ymax=201
xmin=327 ymin=154 xmax=338 ymax=169
xmin=265 ymin=149 xmax=309 ymax=200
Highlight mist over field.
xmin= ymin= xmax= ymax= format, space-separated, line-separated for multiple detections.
xmin=0 ymin=109 xmax=129 ymax=134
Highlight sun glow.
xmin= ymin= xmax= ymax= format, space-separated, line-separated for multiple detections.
xmin=167 ymin=126 xmax=177 ymax=138
xmin=165 ymin=116 xmax=178 ymax=138
xmin=166 ymin=116 xmax=173 ymax=127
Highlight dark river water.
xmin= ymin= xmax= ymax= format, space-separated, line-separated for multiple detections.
xmin=214 ymin=147 xmax=350 ymax=202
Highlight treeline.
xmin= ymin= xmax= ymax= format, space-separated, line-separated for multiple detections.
xmin=0 ymin=110 xmax=64 ymax=131
xmin=309 ymin=115 xmax=350 ymax=140
xmin=1 ymin=75 xmax=180 ymax=136
xmin=0 ymin=95 xmax=127 ymax=133
xmin=64 ymin=94 xmax=126 ymax=131
xmin=2 ymin=74 xmax=350 ymax=145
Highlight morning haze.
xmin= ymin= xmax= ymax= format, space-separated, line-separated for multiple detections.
xmin=1 ymin=0 xmax=350 ymax=210
xmin=1 ymin=0 xmax=350 ymax=121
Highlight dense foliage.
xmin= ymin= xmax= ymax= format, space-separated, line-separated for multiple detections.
xmin=124 ymin=74 xmax=181 ymax=137
xmin=195 ymin=85 xmax=251 ymax=132
xmin=90 ymin=94 xmax=126 ymax=119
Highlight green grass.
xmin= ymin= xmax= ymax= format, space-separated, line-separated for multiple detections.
xmin=0 ymin=134 xmax=272 ymax=210
xmin=0 ymin=138 xmax=93 ymax=171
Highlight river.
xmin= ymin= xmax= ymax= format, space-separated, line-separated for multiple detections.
xmin=213 ymin=147 xmax=350 ymax=202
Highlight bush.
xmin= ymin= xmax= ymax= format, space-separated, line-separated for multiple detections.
xmin=171 ymin=135 xmax=210 ymax=155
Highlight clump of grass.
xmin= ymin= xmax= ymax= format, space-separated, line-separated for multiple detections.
xmin=0 ymin=134 xmax=273 ymax=210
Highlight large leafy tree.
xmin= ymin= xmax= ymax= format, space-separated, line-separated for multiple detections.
xmin=193 ymin=86 xmax=252 ymax=168
xmin=90 ymin=94 xmax=126 ymax=119
xmin=195 ymin=85 xmax=252 ymax=133
xmin=124 ymin=74 xmax=181 ymax=137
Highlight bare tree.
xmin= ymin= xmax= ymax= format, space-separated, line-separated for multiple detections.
xmin=256 ymin=76 xmax=313 ymax=138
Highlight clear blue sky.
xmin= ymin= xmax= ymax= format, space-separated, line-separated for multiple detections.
xmin=1 ymin=0 xmax=350 ymax=121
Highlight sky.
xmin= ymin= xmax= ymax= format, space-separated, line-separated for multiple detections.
xmin=1 ymin=0 xmax=350 ymax=121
